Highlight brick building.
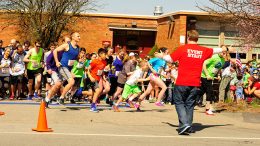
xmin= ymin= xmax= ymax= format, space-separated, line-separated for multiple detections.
xmin=0 ymin=11 xmax=259 ymax=61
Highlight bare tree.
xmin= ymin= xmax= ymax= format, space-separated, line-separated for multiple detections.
xmin=0 ymin=0 xmax=98 ymax=48
xmin=198 ymin=0 xmax=260 ymax=46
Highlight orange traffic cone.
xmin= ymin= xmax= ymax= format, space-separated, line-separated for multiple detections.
xmin=32 ymin=100 xmax=53 ymax=132
xmin=0 ymin=111 xmax=5 ymax=116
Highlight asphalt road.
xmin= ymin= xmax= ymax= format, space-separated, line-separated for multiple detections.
xmin=0 ymin=101 xmax=260 ymax=146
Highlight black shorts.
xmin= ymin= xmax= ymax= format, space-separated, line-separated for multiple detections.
xmin=73 ymin=77 xmax=82 ymax=88
xmin=10 ymin=75 xmax=23 ymax=84
xmin=84 ymin=77 xmax=99 ymax=90
xmin=27 ymin=69 xmax=43 ymax=79
xmin=108 ymin=77 xmax=118 ymax=96
xmin=117 ymin=82 xmax=125 ymax=88
xmin=43 ymin=74 xmax=52 ymax=84
xmin=0 ymin=76 xmax=9 ymax=88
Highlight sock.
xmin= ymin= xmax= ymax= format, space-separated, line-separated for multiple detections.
xmin=91 ymin=103 xmax=95 ymax=108
xmin=45 ymin=98 xmax=50 ymax=102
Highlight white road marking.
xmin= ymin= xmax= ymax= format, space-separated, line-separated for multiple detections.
xmin=0 ymin=132 xmax=259 ymax=140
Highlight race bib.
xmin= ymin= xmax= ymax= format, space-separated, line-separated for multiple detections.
xmin=212 ymin=68 xmax=219 ymax=75
xmin=97 ymin=70 xmax=103 ymax=76
xmin=14 ymin=66 xmax=21 ymax=72
xmin=47 ymin=78 xmax=52 ymax=83
xmin=68 ymin=60 xmax=75 ymax=66
xmin=32 ymin=62 xmax=39 ymax=68
xmin=76 ymin=62 xmax=84 ymax=68
xmin=115 ymin=71 xmax=121 ymax=76
xmin=2 ymin=68 xmax=8 ymax=74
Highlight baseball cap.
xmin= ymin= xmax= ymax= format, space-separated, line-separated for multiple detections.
xmin=129 ymin=52 xmax=135 ymax=57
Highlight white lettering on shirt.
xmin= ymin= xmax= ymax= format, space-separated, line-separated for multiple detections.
xmin=187 ymin=49 xmax=203 ymax=59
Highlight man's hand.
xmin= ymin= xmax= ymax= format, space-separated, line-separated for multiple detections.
xmin=227 ymin=46 xmax=236 ymax=53
xmin=56 ymin=62 xmax=61 ymax=68
xmin=206 ymin=75 xmax=213 ymax=80
xmin=89 ymin=76 xmax=95 ymax=82
xmin=47 ymin=69 xmax=52 ymax=75
xmin=154 ymin=52 xmax=163 ymax=58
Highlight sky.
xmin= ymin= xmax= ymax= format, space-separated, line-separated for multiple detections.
xmin=94 ymin=0 xmax=212 ymax=15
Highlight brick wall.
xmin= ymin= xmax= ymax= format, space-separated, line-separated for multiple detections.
xmin=0 ymin=13 xmax=187 ymax=54
xmin=155 ymin=15 xmax=187 ymax=53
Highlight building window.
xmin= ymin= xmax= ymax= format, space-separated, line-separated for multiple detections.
xmin=197 ymin=29 xmax=219 ymax=36
xmin=230 ymin=53 xmax=247 ymax=59
xmin=224 ymin=31 xmax=239 ymax=37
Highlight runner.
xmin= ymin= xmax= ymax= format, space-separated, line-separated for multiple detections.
xmin=112 ymin=52 xmax=138 ymax=104
xmin=107 ymin=48 xmax=125 ymax=105
xmin=136 ymin=48 xmax=168 ymax=107
xmin=9 ymin=45 xmax=26 ymax=100
xmin=23 ymin=40 xmax=43 ymax=100
xmin=112 ymin=60 xmax=150 ymax=112
xmin=87 ymin=48 xmax=107 ymax=112
xmin=45 ymin=32 xmax=80 ymax=105
xmin=0 ymin=48 xmax=12 ymax=99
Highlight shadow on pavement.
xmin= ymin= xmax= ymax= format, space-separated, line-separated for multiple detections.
xmin=162 ymin=122 xmax=233 ymax=132
xmin=125 ymin=109 xmax=172 ymax=113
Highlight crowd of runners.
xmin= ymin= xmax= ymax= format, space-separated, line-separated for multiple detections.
xmin=0 ymin=30 xmax=259 ymax=134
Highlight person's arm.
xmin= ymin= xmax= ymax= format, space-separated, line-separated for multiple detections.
xmin=137 ymin=77 xmax=150 ymax=82
xmin=87 ymin=63 xmax=96 ymax=82
xmin=212 ymin=46 xmax=236 ymax=54
xmin=53 ymin=44 xmax=68 ymax=67
xmin=147 ymin=62 xmax=157 ymax=74
xmin=202 ymin=60 xmax=212 ymax=80
xmin=23 ymin=49 xmax=33 ymax=63
xmin=125 ymin=63 xmax=134 ymax=76
xmin=247 ymin=86 xmax=257 ymax=95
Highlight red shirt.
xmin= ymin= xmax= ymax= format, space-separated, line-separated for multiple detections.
xmin=90 ymin=59 xmax=107 ymax=81
xmin=170 ymin=44 xmax=213 ymax=87
xmin=253 ymin=82 xmax=260 ymax=90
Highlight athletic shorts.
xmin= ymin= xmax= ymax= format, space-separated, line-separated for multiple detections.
xmin=122 ymin=84 xmax=141 ymax=99
xmin=117 ymin=82 xmax=125 ymax=88
xmin=51 ymin=71 xmax=65 ymax=83
xmin=73 ymin=77 xmax=82 ymax=88
xmin=58 ymin=67 xmax=72 ymax=81
xmin=43 ymin=74 xmax=52 ymax=84
xmin=150 ymin=73 xmax=159 ymax=81
xmin=84 ymin=77 xmax=100 ymax=90
xmin=27 ymin=68 xmax=42 ymax=79
xmin=10 ymin=75 xmax=23 ymax=84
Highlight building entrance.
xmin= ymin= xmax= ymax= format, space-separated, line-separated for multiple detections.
xmin=112 ymin=30 xmax=156 ymax=57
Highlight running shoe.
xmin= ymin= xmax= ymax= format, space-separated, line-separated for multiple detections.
xmin=178 ymin=125 xmax=191 ymax=135
xmin=9 ymin=95 xmax=15 ymax=100
xmin=44 ymin=100 xmax=50 ymax=108
xmin=134 ymin=103 xmax=140 ymax=109
xmin=112 ymin=105 xmax=120 ymax=112
xmin=34 ymin=92 xmax=39 ymax=98
xmin=149 ymin=98 xmax=156 ymax=103
xmin=89 ymin=107 xmax=99 ymax=113
xmin=205 ymin=110 xmax=214 ymax=116
xmin=58 ymin=98 xmax=65 ymax=105
xmin=27 ymin=95 xmax=33 ymax=100
xmin=128 ymin=100 xmax=135 ymax=108
xmin=155 ymin=101 xmax=164 ymax=106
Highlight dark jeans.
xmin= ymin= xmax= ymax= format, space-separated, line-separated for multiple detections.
xmin=173 ymin=85 xmax=199 ymax=129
